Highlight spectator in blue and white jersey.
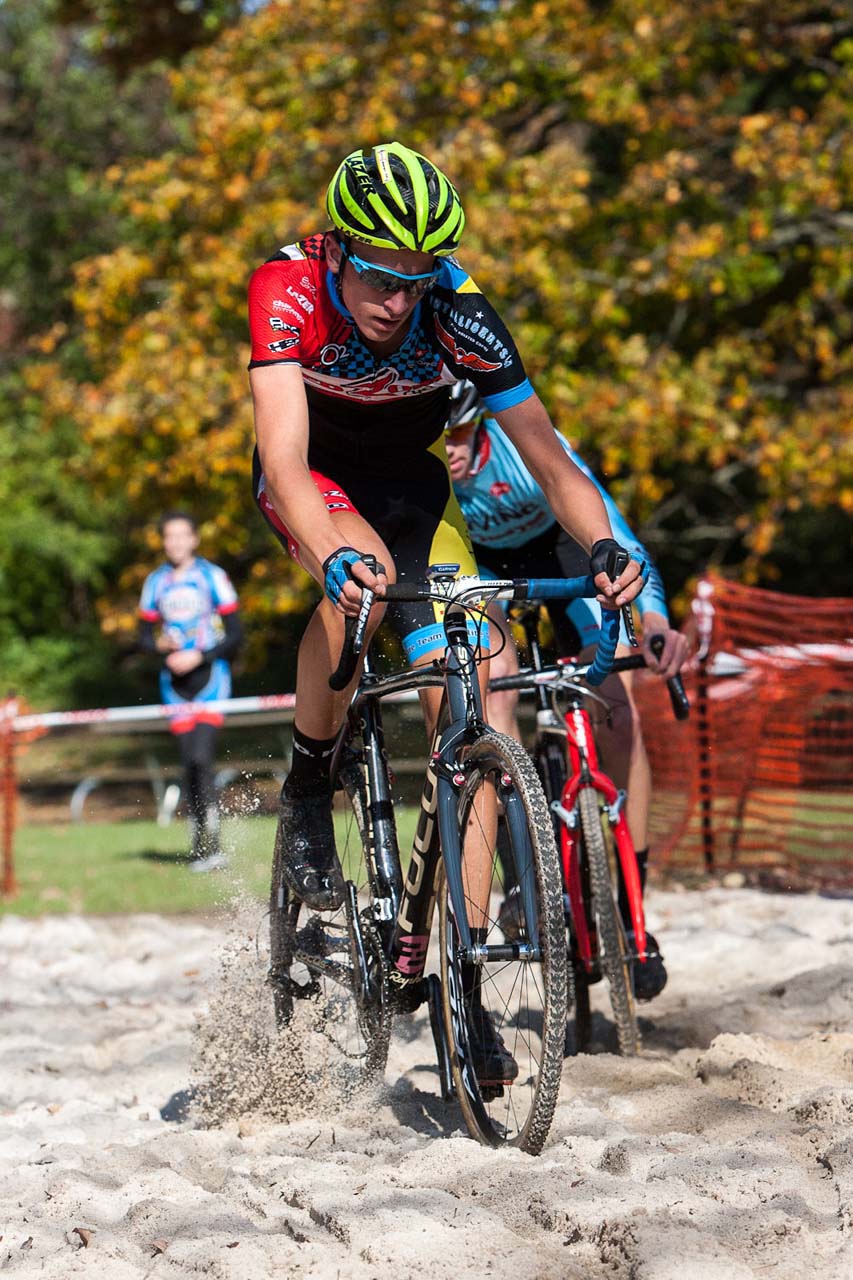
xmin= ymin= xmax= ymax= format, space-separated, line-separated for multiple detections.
xmin=138 ymin=512 xmax=243 ymax=872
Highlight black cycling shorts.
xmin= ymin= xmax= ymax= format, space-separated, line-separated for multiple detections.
xmin=252 ymin=444 xmax=480 ymax=662
xmin=472 ymin=521 xmax=587 ymax=655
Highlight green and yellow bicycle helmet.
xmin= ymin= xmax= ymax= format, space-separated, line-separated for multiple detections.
xmin=326 ymin=142 xmax=465 ymax=256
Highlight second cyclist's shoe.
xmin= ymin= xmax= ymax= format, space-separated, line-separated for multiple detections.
xmin=467 ymin=1006 xmax=519 ymax=1086
xmin=497 ymin=887 xmax=524 ymax=944
xmin=278 ymin=780 xmax=344 ymax=912
xmin=630 ymin=931 xmax=668 ymax=1001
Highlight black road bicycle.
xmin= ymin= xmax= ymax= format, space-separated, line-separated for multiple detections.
xmin=268 ymin=567 xmax=622 ymax=1153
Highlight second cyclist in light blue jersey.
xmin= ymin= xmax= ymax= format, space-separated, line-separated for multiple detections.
xmin=445 ymin=382 xmax=689 ymax=1000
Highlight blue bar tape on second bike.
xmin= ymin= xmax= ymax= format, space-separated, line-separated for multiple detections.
xmin=585 ymin=607 xmax=621 ymax=686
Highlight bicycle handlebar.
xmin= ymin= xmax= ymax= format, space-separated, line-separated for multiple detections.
xmin=649 ymin=634 xmax=691 ymax=720
xmin=489 ymin=634 xmax=690 ymax=721
xmin=329 ymin=572 xmax=625 ymax=692
xmin=328 ymin=555 xmax=381 ymax=692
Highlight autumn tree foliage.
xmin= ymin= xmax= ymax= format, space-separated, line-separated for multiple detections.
xmin=0 ymin=0 xmax=186 ymax=701
xmin=55 ymin=0 xmax=244 ymax=77
xmin=25 ymin=0 xmax=853 ymax=678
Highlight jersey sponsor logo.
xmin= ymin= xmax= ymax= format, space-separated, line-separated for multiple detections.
xmin=472 ymin=500 xmax=547 ymax=535
xmin=300 ymin=275 xmax=318 ymax=296
xmin=269 ymin=316 xmax=301 ymax=331
xmin=303 ymin=367 xmax=440 ymax=402
xmin=490 ymin=481 xmax=511 ymax=497
xmin=432 ymin=298 xmax=512 ymax=366
xmin=287 ymin=285 xmax=314 ymax=314
xmin=272 ymin=299 xmax=303 ymax=320
xmin=433 ymin=313 xmax=503 ymax=373
xmin=319 ymin=343 xmax=348 ymax=366
xmin=159 ymin=584 xmax=205 ymax=625
xmin=268 ymin=333 xmax=300 ymax=353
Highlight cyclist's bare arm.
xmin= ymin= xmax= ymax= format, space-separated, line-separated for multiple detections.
xmin=250 ymin=364 xmax=384 ymax=611
xmin=494 ymin=393 xmax=643 ymax=608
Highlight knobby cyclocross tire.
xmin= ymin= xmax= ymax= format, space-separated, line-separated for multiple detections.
xmin=533 ymin=741 xmax=591 ymax=1057
xmin=268 ymin=761 xmax=391 ymax=1088
xmin=577 ymin=784 xmax=640 ymax=1055
xmin=439 ymin=731 xmax=568 ymax=1154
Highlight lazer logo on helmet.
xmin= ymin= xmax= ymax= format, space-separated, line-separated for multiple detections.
xmin=348 ymin=157 xmax=374 ymax=195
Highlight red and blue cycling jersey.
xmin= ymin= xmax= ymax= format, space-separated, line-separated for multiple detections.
xmin=247 ymin=232 xmax=534 ymax=474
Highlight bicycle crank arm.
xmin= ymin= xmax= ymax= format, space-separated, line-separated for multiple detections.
xmin=289 ymin=949 xmax=354 ymax=991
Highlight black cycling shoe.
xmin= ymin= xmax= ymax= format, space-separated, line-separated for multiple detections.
xmin=497 ymin=887 xmax=524 ymax=943
xmin=629 ymin=931 xmax=667 ymax=1001
xmin=466 ymin=1005 xmax=519 ymax=1086
xmin=277 ymin=780 xmax=345 ymax=912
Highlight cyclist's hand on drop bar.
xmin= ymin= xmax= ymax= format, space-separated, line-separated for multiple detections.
xmin=641 ymin=613 xmax=689 ymax=680
xmin=589 ymin=538 xmax=644 ymax=609
xmin=322 ymin=546 xmax=387 ymax=618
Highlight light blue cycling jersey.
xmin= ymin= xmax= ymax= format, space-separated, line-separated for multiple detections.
xmin=453 ymin=419 xmax=669 ymax=636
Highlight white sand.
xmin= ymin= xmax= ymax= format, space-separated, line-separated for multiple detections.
xmin=2 ymin=886 xmax=853 ymax=1278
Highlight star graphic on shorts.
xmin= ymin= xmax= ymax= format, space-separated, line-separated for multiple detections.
xmin=475 ymin=311 xmax=484 ymax=319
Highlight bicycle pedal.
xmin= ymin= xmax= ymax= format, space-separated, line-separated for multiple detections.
xmin=478 ymin=1083 xmax=505 ymax=1102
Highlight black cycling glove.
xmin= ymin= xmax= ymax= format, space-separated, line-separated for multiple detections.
xmin=590 ymin=538 xmax=630 ymax=581
xmin=590 ymin=538 xmax=643 ymax=647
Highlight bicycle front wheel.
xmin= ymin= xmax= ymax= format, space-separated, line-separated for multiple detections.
xmin=533 ymin=739 xmax=591 ymax=1055
xmin=577 ymin=784 xmax=640 ymax=1055
xmin=439 ymin=731 xmax=568 ymax=1154
xmin=268 ymin=760 xmax=390 ymax=1089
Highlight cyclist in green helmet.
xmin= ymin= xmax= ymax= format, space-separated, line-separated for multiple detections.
xmin=248 ymin=141 xmax=644 ymax=1085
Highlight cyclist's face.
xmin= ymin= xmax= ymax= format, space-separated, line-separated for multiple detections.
xmin=444 ymin=424 xmax=476 ymax=483
xmin=326 ymin=234 xmax=436 ymax=347
xmin=161 ymin=518 xmax=199 ymax=568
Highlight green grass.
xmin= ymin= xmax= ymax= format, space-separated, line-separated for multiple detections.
xmin=2 ymin=809 xmax=420 ymax=918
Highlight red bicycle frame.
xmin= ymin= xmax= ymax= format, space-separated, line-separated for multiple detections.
xmin=554 ymin=689 xmax=648 ymax=975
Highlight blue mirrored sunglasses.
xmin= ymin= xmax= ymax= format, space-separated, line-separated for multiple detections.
xmin=339 ymin=242 xmax=441 ymax=297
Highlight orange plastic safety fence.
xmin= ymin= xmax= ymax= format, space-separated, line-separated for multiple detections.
xmin=635 ymin=577 xmax=853 ymax=886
